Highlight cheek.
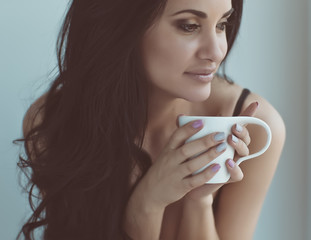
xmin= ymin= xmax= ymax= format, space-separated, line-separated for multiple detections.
xmin=220 ymin=36 xmax=228 ymax=59
xmin=142 ymin=30 xmax=193 ymax=81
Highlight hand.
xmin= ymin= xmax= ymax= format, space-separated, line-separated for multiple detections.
xmin=129 ymin=118 xmax=228 ymax=210
xmin=183 ymin=102 xmax=259 ymax=205
xmin=228 ymin=101 xmax=259 ymax=169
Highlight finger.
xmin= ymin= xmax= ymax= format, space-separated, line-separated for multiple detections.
xmin=182 ymin=164 xmax=221 ymax=191
xmin=180 ymin=142 xmax=227 ymax=176
xmin=176 ymin=132 xmax=226 ymax=164
xmin=239 ymin=101 xmax=259 ymax=117
xmin=231 ymin=124 xmax=251 ymax=146
xmin=226 ymin=159 xmax=244 ymax=182
xmin=228 ymin=134 xmax=249 ymax=156
xmin=166 ymin=119 xmax=204 ymax=150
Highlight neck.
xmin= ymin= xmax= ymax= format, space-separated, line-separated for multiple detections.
xmin=143 ymin=89 xmax=192 ymax=156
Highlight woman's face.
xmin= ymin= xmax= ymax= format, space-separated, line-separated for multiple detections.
xmin=141 ymin=0 xmax=232 ymax=102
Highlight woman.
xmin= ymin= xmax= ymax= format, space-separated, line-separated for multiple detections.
xmin=18 ymin=0 xmax=285 ymax=239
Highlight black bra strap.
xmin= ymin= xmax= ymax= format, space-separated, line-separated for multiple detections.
xmin=232 ymin=88 xmax=251 ymax=116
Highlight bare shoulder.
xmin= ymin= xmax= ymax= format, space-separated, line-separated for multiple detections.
xmin=212 ymin=82 xmax=286 ymax=239
xmin=231 ymin=83 xmax=286 ymax=160
xmin=242 ymin=91 xmax=286 ymax=143
xmin=211 ymin=76 xmax=286 ymax=139
xmin=23 ymin=93 xmax=48 ymax=138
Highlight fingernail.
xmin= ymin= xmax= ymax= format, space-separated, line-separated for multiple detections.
xmin=192 ymin=120 xmax=203 ymax=129
xmin=212 ymin=164 xmax=221 ymax=172
xmin=228 ymin=159 xmax=235 ymax=168
xmin=255 ymin=101 xmax=259 ymax=108
xmin=214 ymin=132 xmax=225 ymax=141
xmin=232 ymin=135 xmax=239 ymax=143
xmin=216 ymin=142 xmax=227 ymax=152
xmin=236 ymin=123 xmax=243 ymax=132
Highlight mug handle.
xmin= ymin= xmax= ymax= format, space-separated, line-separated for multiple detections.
xmin=235 ymin=117 xmax=272 ymax=166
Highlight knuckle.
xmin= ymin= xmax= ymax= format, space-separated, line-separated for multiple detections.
xmin=185 ymin=178 xmax=196 ymax=190
xmin=166 ymin=143 xmax=175 ymax=152
xmin=169 ymin=129 xmax=179 ymax=141
xmin=179 ymin=146 xmax=189 ymax=158
xmin=184 ymin=162 xmax=195 ymax=174
xmin=207 ymin=148 xmax=218 ymax=160
xmin=235 ymin=141 xmax=245 ymax=156
xmin=203 ymin=136 xmax=213 ymax=148
xmin=204 ymin=169 xmax=212 ymax=180
xmin=168 ymin=126 xmax=193 ymax=150
xmin=238 ymin=140 xmax=244 ymax=148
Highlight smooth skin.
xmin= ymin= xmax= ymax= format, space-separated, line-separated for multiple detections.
xmin=23 ymin=0 xmax=285 ymax=239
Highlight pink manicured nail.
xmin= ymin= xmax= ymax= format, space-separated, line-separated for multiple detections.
xmin=212 ymin=164 xmax=221 ymax=172
xmin=192 ymin=120 xmax=203 ymax=129
xmin=228 ymin=159 xmax=235 ymax=168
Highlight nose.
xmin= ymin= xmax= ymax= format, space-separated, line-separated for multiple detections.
xmin=196 ymin=31 xmax=227 ymax=64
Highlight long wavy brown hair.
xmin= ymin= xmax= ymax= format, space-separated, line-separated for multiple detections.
xmin=16 ymin=0 xmax=243 ymax=239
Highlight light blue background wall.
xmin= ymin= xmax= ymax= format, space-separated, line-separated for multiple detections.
xmin=0 ymin=0 xmax=309 ymax=239
xmin=308 ymin=0 xmax=311 ymax=239
xmin=226 ymin=1 xmax=309 ymax=240
xmin=0 ymin=1 xmax=68 ymax=238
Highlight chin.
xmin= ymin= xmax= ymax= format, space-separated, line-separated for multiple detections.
xmin=181 ymin=89 xmax=211 ymax=103
xmin=182 ymin=84 xmax=212 ymax=102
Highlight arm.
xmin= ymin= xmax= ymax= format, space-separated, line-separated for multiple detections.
xmin=123 ymin=180 xmax=166 ymax=240
xmin=177 ymin=198 xmax=219 ymax=240
xmin=214 ymin=94 xmax=285 ymax=239
xmin=175 ymin=102 xmax=259 ymax=240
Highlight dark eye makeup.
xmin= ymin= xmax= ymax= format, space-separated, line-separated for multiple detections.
xmin=176 ymin=21 xmax=231 ymax=33
xmin=179 ymin=22 xmax=201 ymax=32
xmin=216 ymin=21 xmax=229 ymax=31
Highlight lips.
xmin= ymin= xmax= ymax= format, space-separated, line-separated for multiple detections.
xmin=184 ymin=69 xmax=216 ymax=83
xmin=185 ymin=68 xmax=216 ymax=75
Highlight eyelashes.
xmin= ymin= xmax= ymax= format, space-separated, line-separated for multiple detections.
xmin=216 ymin=21 xmax=230 ymax=31
xmin=177 ymin=21 xmax=232 ymax=33
xmin=179 ymin=23 xmax=201 ymax=33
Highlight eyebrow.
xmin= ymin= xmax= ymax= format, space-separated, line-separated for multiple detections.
xmin=171 ymin=8 xmax=234 ymax=19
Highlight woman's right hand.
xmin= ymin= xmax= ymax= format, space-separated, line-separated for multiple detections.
xmin=130 ymin=118 xmax=227 ymax=210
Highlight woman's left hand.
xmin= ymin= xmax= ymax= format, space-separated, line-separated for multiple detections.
xmin=182 ymin=102 xmax=259 ymax=206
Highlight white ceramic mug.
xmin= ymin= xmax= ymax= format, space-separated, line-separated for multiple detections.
xmin=178 ymin=116 xmax=272 ymax=184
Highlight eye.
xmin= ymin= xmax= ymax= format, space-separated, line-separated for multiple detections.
xmin=216 ymin=21 xmax=229 ymax=31
xmin=179 ymin=23 xmax=201 ymax=33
